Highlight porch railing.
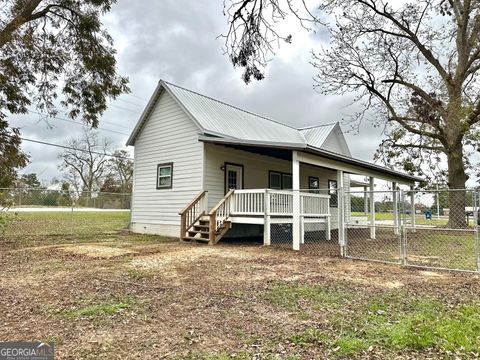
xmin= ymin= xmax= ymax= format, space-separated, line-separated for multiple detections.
xmin=208 ymin=189 xmax=235 ymax=243
xmin=178 ymin=191 xmax=208 ymax=240
xmin=231 ymin=189 xmax=330 ymax=216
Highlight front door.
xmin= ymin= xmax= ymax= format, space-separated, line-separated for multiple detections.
xmin=225 ymin=163 xmax=243 ymax=193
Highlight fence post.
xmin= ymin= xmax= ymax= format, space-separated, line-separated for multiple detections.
xmin=399 ymin=190 xmax=407 ymax=265
xmin=474 ymin=190 xmax=480 ymax=272
xmin=369 ymin=177 xmax=376 ymax=239
xmin=392 ymin=183 xmax=399 ymax=236
xmin=410 ymin=186 xmax=416 ymax=232
xmin=338 ymin=186 xmax=346 ymax=257
xmin=264 ymin=189 xmax=271 ymax=246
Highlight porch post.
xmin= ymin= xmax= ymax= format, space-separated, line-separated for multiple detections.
xmin=337 ymin=170 xmax=345 ymax=255
xmin=292 ymin=151 xmax=301 ymax=251
xmin=363 ymin=186 xmax=368 ymax=215
xmin=264 ymin=189 xmax=271 ymax=245
xmin=369 ymin=177 xmax=376 ymax=239
xmin=392 ymin=182 xmax=399 ymax=235
xmin=410 ymin=185 xmax=416 ymax=231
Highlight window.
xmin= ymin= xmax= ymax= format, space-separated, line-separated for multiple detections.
xmin=282 ymin=174 xmax=292 ymax=190
xmin=328 ymin=179 xmax=338 ymax=207
xmin=269 ymin=171 xmax=282 ymax=190
xmin=269 ymin=170 xmax=292 ymax=190
xmin=227 ymin=169 xmax=238 ymax=190
xmin=309 ymin=176 xmax=320 ymax=193
xmin=157 ymin=163 xmax=173 ymax=189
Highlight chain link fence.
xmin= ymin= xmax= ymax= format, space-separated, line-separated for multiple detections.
xmin=264 ymin=187 xmax=480 ymax=273
xmin=402 ymin=189 xmax=478 ymax=271
xmin=344 ymin=188 xmax=480 ymax=272
xmin=0 ymin=188 xmax=131 ymax=247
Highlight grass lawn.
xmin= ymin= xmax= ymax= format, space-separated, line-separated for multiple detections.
xmin=1 ymin=212 xmax=480 ymax=358
xmin=350 ymin=211 xmax=460 ymax=226
xmin=2 ymin=211 xmax=130 ymax=245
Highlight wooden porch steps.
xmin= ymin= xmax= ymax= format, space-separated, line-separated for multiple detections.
xmin=181 ymin=217 xmax=232 ymax=244
xmin=179 ymin=190 xmax=235 ymax=245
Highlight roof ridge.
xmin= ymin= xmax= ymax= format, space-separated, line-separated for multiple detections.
xmin=298 ymin=122 xmax=338 ymax=131
xmin=161 ymin=80 xmax=300 ymax=131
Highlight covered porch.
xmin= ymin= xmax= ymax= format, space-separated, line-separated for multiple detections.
xmin=180 ymin=139 xmax=420 ymax=249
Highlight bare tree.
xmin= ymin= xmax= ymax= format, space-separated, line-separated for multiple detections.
xmin=222 ymin=0 xmax=320 ymax=83
xmin=107 ymin=150 xmax=133 ymax=194
xmin=225 ymin=0 xmax=480 ymax=227
xmin=59 ymin=130 xmax=110 ymax=205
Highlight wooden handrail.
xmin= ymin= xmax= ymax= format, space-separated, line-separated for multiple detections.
xmin=208 ymin=189 xmax=234 ymax=215
xmin=179 ymin=191 xmax=207 ymax=215
xmin=179 ymin=191 xmax=208 ymax=241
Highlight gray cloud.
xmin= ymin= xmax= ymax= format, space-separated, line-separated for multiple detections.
xmin=17 ymin=0 xmax=383 ymax=184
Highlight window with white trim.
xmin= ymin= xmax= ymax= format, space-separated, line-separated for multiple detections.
xmin=157 ymin=163 xmax=173 ymax=189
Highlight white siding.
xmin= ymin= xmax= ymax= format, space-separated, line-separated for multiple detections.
xmin=321 ymin=125 xmax=351 ymax=157
xmin=203 ymin=144 xmax=350 ymax=229
xmin=131 ymin=91 xmax=203 ymax=234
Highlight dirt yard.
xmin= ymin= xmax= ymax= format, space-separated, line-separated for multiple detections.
xmin=1 ymin=234 xmax=480 ymax=359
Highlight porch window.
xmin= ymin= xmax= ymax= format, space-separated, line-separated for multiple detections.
xmin=309 ymin=176 xmax=320 ymax=193
xmin=269 ymin=171 xmax=282 ymax=190
xmin=328 ymin=179 xmax=338 ymax=207
xmin=282 ymin=174 xmax=292 ymax=190
xmin=157 ymin=162 xmax=173 ymax=189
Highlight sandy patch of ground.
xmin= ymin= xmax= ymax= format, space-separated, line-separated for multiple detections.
xmin=130 ymin=246 xmax=265 ymax=270
xmin=58 ymin=244 xmax=137 ymax=258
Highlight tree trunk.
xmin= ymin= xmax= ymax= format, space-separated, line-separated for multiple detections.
xmin=446 ymin=142 xmax=468 ymax=228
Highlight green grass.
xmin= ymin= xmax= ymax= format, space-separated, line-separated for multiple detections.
xmin=271 ymin=282 xmax=480 ymax=357
xmin=3 ymin=211 xmax=130 ymax=239
xmin=264 ymin=282 xmax=349 ymax=313
xmin=62 ymin=296 xmax=136 ymax=318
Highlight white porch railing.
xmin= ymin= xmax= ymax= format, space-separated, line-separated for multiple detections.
xmin=231 ymin=189 xmax=330 ymax=216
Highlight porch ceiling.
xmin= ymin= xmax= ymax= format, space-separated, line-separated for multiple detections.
xmin=199 ymin=136 xmax=421 ymax=185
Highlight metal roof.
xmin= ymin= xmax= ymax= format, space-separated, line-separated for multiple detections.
xmin=299 ymin=123 xmax=337 ymax=149
xmin=164 ymin=81 xmax=306 ymax=144
xmin=127 ymin=80 xmax=333 ymax=147
xmin=126 ymin=80 xmax=421 ymax=184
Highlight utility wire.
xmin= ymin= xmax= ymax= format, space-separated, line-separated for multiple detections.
xmin=26 ymin=110 xmax=131 ymax=135
xmin=116 ymin=97 xmax=146 ymax=108
xmin=10 ymin=135 xmax=133 ymax=160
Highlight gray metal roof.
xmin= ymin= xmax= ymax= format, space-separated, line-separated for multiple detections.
xmin=127 ymin=80 xmax=335 ymax=148
xmin=126 ymin=80 xmax=421 ymax=184
xmin=299 ymin=123 xmax=337 ymax=149
xmin=165 ymin=81 xmax=306 ymax=144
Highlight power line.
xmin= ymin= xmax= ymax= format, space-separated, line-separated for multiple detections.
xmin=116 ymin=97 xmax=146 ymax=108
xmin=13 ymin=135 xmax=133 ymax=160
xmin=107 ymin=103 xmax=142 ymax=114
xmin=26 ymin=110 xmax=131 ymax=136
xmin=126 ymin=93 xmax=149 ymax=102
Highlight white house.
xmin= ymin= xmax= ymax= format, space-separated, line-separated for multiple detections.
xmin=126 ymin=80 xmax=419 ymax=249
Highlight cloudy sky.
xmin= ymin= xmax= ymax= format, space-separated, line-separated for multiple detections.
xmin=13 ymin=0 xmax=384 ymax=183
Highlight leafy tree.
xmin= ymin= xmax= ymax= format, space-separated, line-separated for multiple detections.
xmin=18 ymin=173 xmax=41 ymax=188
xmin=0 ymin=124 xmax=28 ymax=188
xmin=0 ymin=0 xmax=128 ymax=191
xmin=224 ymin=0 xmax=480 ymax=228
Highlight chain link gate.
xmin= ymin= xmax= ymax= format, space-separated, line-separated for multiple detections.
xmin=344 ymin=189 xmax=402 ymax=264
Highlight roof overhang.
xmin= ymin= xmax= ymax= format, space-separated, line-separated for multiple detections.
xmin=199 ymin=136 xmax=421 ymax=185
